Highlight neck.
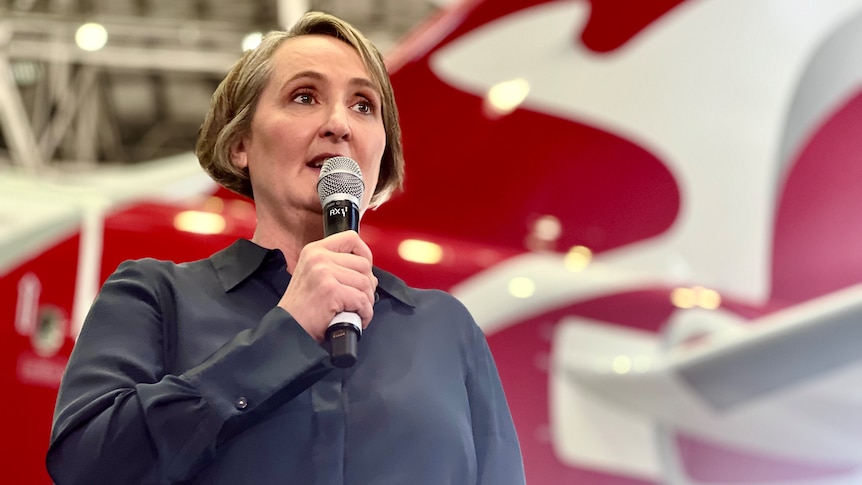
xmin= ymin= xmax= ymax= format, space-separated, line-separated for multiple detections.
xmin=251 ymin=207 xmax=323 ymax=272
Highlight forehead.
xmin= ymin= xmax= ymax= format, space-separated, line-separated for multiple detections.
xmin=271 ymin=34 xmax=371 ymax=77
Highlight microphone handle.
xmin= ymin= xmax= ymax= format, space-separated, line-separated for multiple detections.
xmin=323 ymin=199 xmax=360 ymax=235
xmin=322 ymin=198 xmax=362 ymax=368
xmin=326 ymin=313 xmax=361 ymax=368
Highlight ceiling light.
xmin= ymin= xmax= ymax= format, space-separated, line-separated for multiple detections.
xmin=564 ymin=245 xmax=592 ymax=271
xmin=484 ymin=78 xmax=530 ymax=117
xmin=671 ymin=286 xmax=722 ymax=309
xmin=242 ymin=32 xmax=263 ymax=51
xmin=508 ymin=277 xmax=535 ymax=298
xmin=75 ymin=23 xmax=108 ymax=52
xmin=397 ymin=239 xmax=443 ymax=264
xmin=174 ymin=211 xmax=226 ymax=235
xmin=532 ymin=215 xmax=561 ymax=242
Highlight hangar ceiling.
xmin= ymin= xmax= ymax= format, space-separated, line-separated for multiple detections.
xmin=0 ymin=0 xmax=441 ymax=173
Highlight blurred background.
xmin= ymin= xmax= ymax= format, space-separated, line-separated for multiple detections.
xmin=0 ymin=0 xmax=441 ymax=169
xmin=4 ymin=0 xmax=862 ymax=484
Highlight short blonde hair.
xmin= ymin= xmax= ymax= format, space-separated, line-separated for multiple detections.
xmin=195 ymin=11 xmax=404 ymax=208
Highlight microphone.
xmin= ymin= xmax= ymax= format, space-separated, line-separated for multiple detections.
xmin=317 ymin=156 xmax=364 ymax=368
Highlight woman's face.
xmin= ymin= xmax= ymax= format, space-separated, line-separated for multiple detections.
xmin=231 ymin=34 xmax=385 ymax=220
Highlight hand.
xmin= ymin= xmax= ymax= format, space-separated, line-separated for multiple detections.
xmin=278 ymin=231 xmax=378 ymax=342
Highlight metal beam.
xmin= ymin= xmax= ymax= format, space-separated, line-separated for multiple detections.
xmin=278 ymin=0 xmax=309 ymax=29
xmin=8 ymin=39 xmax=239 ymax=74
xmin=0 ymin=24 xmax=43 ymax=170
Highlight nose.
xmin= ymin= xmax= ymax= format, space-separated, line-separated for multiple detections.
xmin=320 ymin=104 xmax=351 ymax=141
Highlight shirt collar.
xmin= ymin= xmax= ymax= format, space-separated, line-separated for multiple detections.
xmin=210 ymin=238 xmax=272 ymax=292
xmin=210 ymin=239 xmax=415 ymax=308
xmin=372 ymin=266 xmax=416 ymax=308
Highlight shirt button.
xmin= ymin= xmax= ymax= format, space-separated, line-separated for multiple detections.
xmin=235 ymin=397 xmax=248 ymax=410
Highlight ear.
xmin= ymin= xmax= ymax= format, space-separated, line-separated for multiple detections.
xmin=229 ymin=137 xmax=249 ymax=170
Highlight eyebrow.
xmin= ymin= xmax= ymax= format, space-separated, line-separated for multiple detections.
xmin=283 ymin=70 xmax=380 ymax=95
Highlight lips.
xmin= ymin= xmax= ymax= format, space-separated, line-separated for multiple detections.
xmin=307 ymin=153 xmax=343 ymax=168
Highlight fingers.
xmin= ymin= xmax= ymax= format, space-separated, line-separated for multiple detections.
xmin=306 ymin=232 xmax=377 ymax=305
xmin=278 ymin=231 xmax=377 ymax=341
xmin=315 ymin=231 xmax=377 ymax=308
xmin=319 ymin=230 xmax=373 ymax=266
xmin=327 ymin=259 xmax=377 ymax=310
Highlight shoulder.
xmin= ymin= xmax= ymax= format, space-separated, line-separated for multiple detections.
xmin=373 ymin=266 xmax=478 ymax=337
xmin=374 ymin=267 xmax=470 ymax=312
xmin=102 ymin=254 xmax=218 ymax=302
xmin=110 ymin=255 xmax=212 ymax=282
xmin=411 ymin=287 xmax=472 ymax=316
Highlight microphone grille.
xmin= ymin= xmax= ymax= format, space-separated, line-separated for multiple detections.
xmin=317 ymin=156 xmax=365 ymax=206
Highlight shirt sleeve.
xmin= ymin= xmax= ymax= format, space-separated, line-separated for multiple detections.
xmin=46 ymin=259 xmax=333 ymax=485
xmin=466 ymin=320 xmax=527 ymax=485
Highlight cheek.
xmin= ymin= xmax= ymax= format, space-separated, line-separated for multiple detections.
xmin=360 ymin=124 xmax=387 ymax=203
xmin=359 ymin=168 xmax=380 ymax=210
xmin=365 ymin=148 xmax=383 ymax=191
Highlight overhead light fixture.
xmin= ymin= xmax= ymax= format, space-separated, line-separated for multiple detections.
xmin=397 ymin=239 xmax=443 ymax=264
xmin=508 ymin=277 xmax=535 ymax=298
xmin=670 ymin=286 xmax=721 ymax=310
xmin=11 ymin=61 xmax=41 ymax=86
xmin=174 ymin=211 xmax=226 ymax=235
xmin=526 ymin=214 xmax=561 ymax=251
xmin=242 ymin=32 xmax=264 ymax=51
xmin=484 ymin=78 xmax=530 ymax=117
xmin=564 ymin=245 xmax=592 ymax=272
xmin=75 ymin=22 xmax=108 ymax=52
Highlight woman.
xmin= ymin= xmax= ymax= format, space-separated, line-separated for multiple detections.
xmin=46 ymin=11 xmax=525 ymax=485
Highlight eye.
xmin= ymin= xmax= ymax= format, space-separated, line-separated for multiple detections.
xmin=292 ymin=91 xmax=315 ymax=105
xmin=353 ymin=98 xmax=376 ymax=115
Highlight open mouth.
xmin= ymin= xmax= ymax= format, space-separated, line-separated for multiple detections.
xmin=307 ymin=154 xmax=342 ymax=169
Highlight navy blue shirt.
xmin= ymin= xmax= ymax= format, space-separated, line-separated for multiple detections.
xmin=47 ymin=239 xmax=525 ymax=484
